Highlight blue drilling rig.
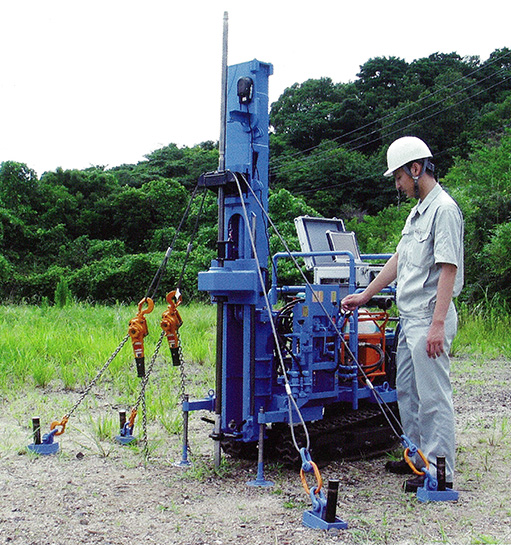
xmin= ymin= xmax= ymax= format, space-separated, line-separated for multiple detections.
xmin=192 ymin=57 xmax=399 ymax=467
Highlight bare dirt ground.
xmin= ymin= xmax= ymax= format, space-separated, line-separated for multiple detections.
xmin=1 ymin=354 xmax=511 ymax=545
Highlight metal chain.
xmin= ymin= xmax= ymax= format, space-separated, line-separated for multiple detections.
xmin=50 ymin=181 xmax=198 ymax=446
xmin=141 ymin=388 xmax=148 ymax=463
xmin=65 ymin=334 xmax=130 ymax=420
xmin=135 ymin=192 xmax=200 ymax=459
xmin=133 ymin=331 xmax=165 ymax=412
xmin=176 ymin=333 xmax=192 ymax=456
xmin=177 ymin=334 xmax=187 ymax=403
xmin=132 ymin=331 xmax=165 ymax=463
xmin=137 ymin=330 xmax=187 ymax=462
xmin=136 ymin=192 xmax=201 ymax=458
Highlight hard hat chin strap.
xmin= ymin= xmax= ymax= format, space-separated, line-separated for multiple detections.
xmin=413 ymin=178 xmax=420 ymax=199
xmin=403 ymin=158 xmax=434 ymax=200
xmin=403 ymin=164 xmax=421 ymax=199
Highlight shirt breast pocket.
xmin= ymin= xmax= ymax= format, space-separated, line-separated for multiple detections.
xmin=410 ymin=228 xmax=434 ymax=268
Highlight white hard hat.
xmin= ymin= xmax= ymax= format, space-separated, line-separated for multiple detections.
xmin=384 ymin=136 xmax=433 ymax=177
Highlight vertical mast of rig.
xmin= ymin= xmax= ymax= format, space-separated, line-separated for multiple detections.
xmin=198 ymin=42 xmax=273 ymax=463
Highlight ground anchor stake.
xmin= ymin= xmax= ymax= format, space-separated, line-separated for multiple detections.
xmin=302 ymin=478 xmax=348 ymax=531
xmin=247 ymin=408 xmax=274 ymax=487
xmin=416 ymin=456 xmax=459 ymax=502
xmin=27 ymin=417 xmax=60 ymax=455
xmin=174 ymin=395 xmax=192 ymax=467
xmin=32 ymin=417 xmax=41 ymax=445
xmin=115 ymin=410 xmax=136 ymax=445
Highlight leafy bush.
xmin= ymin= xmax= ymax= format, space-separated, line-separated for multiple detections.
xmin=54 ymin=278 xmax=73 ymax=308
xmin=444 ymin=130 xmax=511 ymax=303
xmin=0 ymin=254 xmax=13 ymax=282
xmin=5 ymin=265 xmax=69 ymax=302
xmin=69 ymin=255 xmax=162 ymax=303
xmin=1 ymin=48 xmax=511 ymax=306
xmin=346 ymin=202 xmax=413 ymax=254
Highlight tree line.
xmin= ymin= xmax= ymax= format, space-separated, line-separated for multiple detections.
xmin=1 ymin=48 xmax=510 ymax=306
xmin=270 ymin=48 xmax=511 ymax=217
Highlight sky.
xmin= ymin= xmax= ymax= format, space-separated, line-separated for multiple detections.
xmin=0 ymin=0 xmax=509 ymax=177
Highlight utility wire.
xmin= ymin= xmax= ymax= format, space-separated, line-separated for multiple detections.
xmin=271 ymin=49 xmax=511 ymax=165
xmin=352 ymin=74 xmax=511 ymax=155
xmin=269 ymin=51 xmax=511 ymax=177
xmin=273 ymin=71 xmax=511 ymax=180
xmin=269 ymin=50 xmax=511 ymax=168
xmin=288 ymin=118 xmax=511 ymax=197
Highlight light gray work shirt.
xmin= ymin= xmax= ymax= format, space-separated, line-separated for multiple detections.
xmin=396 ymin=183 xmax=464 ymax=318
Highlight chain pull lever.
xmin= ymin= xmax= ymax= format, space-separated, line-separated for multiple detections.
xmin=128 ymin=297 xmax=155 ymax=377
xmin=161 ymin=290 xmax=183 ymax=366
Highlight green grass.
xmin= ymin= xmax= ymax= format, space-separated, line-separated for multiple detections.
xmin=453 ymin=297 xmax=511 ymax=357
xmin=0 ymin=300 xmax=217 ymax=460
xmin=0 ymin=301 xmax=216 ymax=395
xmin=1 ymin=300 xmax=511 ymax=545
xmin=1 ymin=299 xmax=509 ymax=457
xmin=1 ymin=297 xmax=508 ymax=403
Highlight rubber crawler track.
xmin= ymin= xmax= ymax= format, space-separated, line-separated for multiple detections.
xmin=222 ymin=402 xmax=400 ymax=468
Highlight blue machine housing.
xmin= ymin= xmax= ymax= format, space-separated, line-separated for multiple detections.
xmin=197 ymin=59 xmax=397 ymax=453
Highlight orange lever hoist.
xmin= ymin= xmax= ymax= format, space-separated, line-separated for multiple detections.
xmin=128 ymin=297 xmax=155 ymax=377
xmin=161 ymin=290 xmax=183 ymax=366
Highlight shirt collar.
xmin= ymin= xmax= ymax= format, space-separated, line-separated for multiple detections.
xmin=416 ymin=183 xmax=442 ymax=215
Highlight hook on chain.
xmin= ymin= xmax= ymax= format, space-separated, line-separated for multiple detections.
xmin=50 ymin=415 xmax=69 ymax=436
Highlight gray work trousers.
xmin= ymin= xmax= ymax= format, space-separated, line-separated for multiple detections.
xmin=396 ymin=304 xmax=457 ymax=482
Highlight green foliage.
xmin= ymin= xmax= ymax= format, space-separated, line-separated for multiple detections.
xmin=6 ymin=265 xmax=69 ymax=302
xmin=270 ymin=78 xmax=349 ymax=151
xmin=68 ymin=254 xmax=160 ymax=303
xmin=268 ymin=188 xmax=317 ymax=235
xmin=0 ymin=254 xmax=13 ymax=282
xmin=346 ymin=202 xmax=413 ymax=254
xmin=268 ymin=188 xmax=319 ymax=285
xmin=356 ymin=56 xmax=410 ymax=113
xmin=443 ymin=130 xmax=511 ymax=303
xmin=0 ymin=142 xmax=219 ymax=302
xmin=111 ymin=142 xmax=218 ymax=190
xmin=483 ymin=222 xmax=511 ymax=276
xmin=54 ymin=278 xmax=72 ymax=308
xmin=272 ymin=141 xmax=394 ymax=217
xmin=270 ymin=48 xmax=511 ymax=218
xmin=1 ymin=48 xmax=511 ymax=306
xmin=0 ymin=161 xmax=40 ymax=218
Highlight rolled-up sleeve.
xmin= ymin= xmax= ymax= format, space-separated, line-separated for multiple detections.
xmin=433 ymin=205 xmax=463 ymax=268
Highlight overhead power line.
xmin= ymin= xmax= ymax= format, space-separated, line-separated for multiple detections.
xmin=293 ymin=121 xmax=511 ymax=197
xmin=272 ymin=70 xmax=511 ymax=179
xmin=269 ymin=50 xmax=511 ymax=178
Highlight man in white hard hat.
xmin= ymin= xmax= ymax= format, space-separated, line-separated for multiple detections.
xmin=341 ymin=136 xmax=464 ymax=492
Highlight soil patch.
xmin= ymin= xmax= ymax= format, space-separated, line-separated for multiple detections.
xmin=1 ymin=355 xmax=510 ymax=545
